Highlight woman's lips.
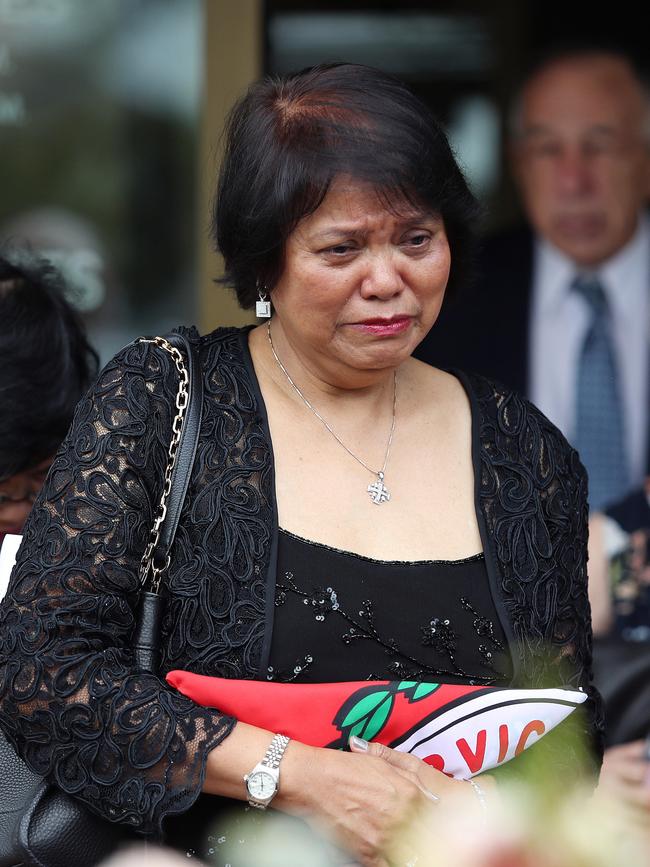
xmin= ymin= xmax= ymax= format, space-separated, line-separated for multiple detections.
xmin=350 ymin=316 xmax=413 ymax=336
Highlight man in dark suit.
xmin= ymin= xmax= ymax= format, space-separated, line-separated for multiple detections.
xmin=418 ymin=47 xmax=650 ymax=512
xmin=417 ymin=225 xmax=533 ymax=395
xmin=417 ymin=47 xmax=650 ymax=820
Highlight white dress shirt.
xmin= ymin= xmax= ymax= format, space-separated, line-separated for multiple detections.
xmin=529 ymin=214 xmax=650 ymax=489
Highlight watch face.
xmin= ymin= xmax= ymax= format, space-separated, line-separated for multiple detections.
xmin=247 ymin=770 xmax=276 ymax=801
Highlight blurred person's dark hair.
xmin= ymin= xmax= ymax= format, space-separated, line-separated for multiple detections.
xmin=0 ymin=251 xmax=99 ymax=482
xmin=214 ymin=62 xmax=480 ymax=310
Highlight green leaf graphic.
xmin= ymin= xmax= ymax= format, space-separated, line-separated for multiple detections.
xmin=362 ymin=696 xmax=393 ymax=740
xmin=342 ymin=690 xmax=391 ymax=728
xmin=397 ymin=681 xmax=418 ymax=691
xmin=412 ymin=683 xmax=440 ymax=701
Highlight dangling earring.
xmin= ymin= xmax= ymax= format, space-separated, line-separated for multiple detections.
xmin=256 ymin=281 xmax=271 ymax=318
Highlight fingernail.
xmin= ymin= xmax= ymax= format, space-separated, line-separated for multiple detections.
xmin=423 ymin=788 xmax=440 ymax=803
xmin=349 ymin=735 xmax=369 ymax=751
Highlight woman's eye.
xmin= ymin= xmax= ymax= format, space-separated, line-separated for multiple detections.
xmin=405 ymin=234 xmax=429 ymax=247
xmin=326 ymin=244 xmax=354 ymax=255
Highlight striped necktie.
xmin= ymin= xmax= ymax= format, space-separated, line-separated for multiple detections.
xmin=573 ymin=274 xmax=629 ymax=511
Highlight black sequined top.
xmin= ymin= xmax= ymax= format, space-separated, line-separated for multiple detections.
xmin=170 ymin=531 xmax=512 ymax=861
xmin=270 ymin=529 xmax=512 ymax=686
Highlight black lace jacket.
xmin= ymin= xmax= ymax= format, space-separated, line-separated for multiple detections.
xmin=0 ymin=326 xmax=603 ymax=834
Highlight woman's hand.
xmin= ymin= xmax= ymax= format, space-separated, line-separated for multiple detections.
xmin=345 ymin=737 xmax=498 ymax=863
xmin=351 ymin=738 xmax=497 ymax=814
xmin=596 ymin=740 xmax=650 ymax=822
xmin=206 ymin=723 xmax=497 ymax=866
xmin=205 ymin=722 xmax=432 ymax=864
xmin=276 ymin=737 xmax=440 ymax=867
xmin=278 ymin=736 xmax=498 ymax=866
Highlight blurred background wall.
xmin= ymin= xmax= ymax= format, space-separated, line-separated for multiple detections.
xmin=0 ymin=0 xmax=647 ymax=361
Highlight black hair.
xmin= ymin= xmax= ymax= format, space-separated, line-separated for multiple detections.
xmin=213 ymin=62 xmax=480 ymax=310
xmin=0 ymin=252 xmax=99 ymax=482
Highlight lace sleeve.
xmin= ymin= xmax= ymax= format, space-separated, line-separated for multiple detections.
xmin=0 ymin=339 xmax=235 ymax=833
xmin=472 ymin=378 xmax=605 ymax=788
xmin=491 ymin=454 xmax=604 ymax=788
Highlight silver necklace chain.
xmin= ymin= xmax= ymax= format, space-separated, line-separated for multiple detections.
xmin=266 ymin=321 xmax=396 ymax=504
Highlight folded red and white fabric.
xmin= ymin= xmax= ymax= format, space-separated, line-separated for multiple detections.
xmin=166 ymin=671 xmax=586 ymax=779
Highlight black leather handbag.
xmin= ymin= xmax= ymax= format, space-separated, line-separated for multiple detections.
xmin=592 ymin=636 xmax=650 ymax=746
xmin=0 ymin=332 xmax=203 ymax=867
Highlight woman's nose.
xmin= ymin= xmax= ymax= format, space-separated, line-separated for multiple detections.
xmin=359 ymin=252 xmax=404 ymax=299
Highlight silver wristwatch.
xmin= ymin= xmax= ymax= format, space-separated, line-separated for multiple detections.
xmin=244 ymin=733 xmax=291 ymax=809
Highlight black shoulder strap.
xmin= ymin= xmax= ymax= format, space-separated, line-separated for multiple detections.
xmin=152 ymin=331 xmax=203 ymax=571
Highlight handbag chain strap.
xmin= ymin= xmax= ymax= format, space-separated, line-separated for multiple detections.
xmin=137 ymin=336 xmax=190 ymax=594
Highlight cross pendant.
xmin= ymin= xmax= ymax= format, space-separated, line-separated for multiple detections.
xmin=367 ymin=472 xmax=390 ymax=505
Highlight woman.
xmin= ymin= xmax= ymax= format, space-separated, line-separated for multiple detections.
xmin=0 ymin=65 xmax=603 ymax=866
xmin=0 ymin=252 xmax=98 ymax=547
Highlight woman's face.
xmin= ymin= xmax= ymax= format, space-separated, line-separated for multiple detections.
xmin=269 ymin=176 xmax=451 ymax=383
xmin=0 ymin=458 xmax=51 ymax=539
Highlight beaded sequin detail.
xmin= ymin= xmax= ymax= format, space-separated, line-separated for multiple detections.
xmin=273 ymin=567 xmax=505 ymax=684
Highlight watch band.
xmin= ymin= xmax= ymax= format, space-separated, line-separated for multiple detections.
xmin=244 ymin=733 xmax=291 ymax=809
xmin=261 ymin=733 xmax=290 ymax=769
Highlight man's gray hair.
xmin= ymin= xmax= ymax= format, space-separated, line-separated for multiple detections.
xmin=508 ymin=47 xmax=650 ymax=146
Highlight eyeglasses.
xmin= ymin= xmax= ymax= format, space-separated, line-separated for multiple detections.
xmin=0 ymin=460 xmax=53 ymax=510
xmin=0 ymin=489 xmax=39 ymax=507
